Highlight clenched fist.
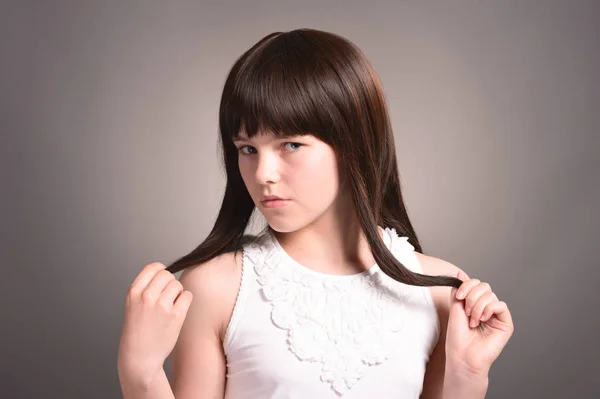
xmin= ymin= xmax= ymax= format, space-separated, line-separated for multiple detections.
xmin=117 ymin=262 xmax=193 ymax=388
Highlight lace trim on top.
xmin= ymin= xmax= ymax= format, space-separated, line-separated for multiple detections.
xmin=243 ymin=227 xmax=418 ymax=395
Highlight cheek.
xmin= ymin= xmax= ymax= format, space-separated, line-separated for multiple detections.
xmin=237 ymin=159 xmax=256 ymax=191
xmin=292 ymin=151 xmax=339 ymax=198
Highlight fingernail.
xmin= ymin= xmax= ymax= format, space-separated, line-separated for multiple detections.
xmin=457 ymin=291 xmax=464 ymax=299
xmin=470 ymin=319 xmax=477 ymax=328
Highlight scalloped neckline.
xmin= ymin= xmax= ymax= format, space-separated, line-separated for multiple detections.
xmin=266 ymin=225 xmax=389 ymax=280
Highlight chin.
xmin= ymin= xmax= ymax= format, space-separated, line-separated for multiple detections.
xmin=263 ymin=217 xmax=307 ymax=234
xmin=265 ymin=216 xmax=321 ymax=235
xmin=265 ymin=221 xmax=297 ymax=234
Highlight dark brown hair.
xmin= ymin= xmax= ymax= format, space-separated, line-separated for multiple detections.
xmin=166 ymin=28 xmax=462 ymax=288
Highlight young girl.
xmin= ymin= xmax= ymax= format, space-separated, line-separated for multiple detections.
xmin=118 ymin=28 xmax=514 ymax=399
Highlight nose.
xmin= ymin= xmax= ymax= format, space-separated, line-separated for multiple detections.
xmin=254 ymin=152 xmax=281 ymax=185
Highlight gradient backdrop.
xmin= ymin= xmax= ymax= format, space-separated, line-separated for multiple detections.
xmin=2 ymin=1 xmax=599 ymax=398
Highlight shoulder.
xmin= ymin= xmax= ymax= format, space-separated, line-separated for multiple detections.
xmin=414 ymin=251 xmax=466 ymax=314
xmin=178 ymin=250 xmax=244 ymax=343
xmin=414 ymin=251 xmax=463 ymax=278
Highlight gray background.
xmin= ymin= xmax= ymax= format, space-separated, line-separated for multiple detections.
xmin=2 ymin=0 xmax=599 ymax=398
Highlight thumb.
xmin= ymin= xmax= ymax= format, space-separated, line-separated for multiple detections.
xmin=450 ymin=269 xmax=468 ymax=299
xmin=450 ymin=270 xmax=469 ymax=315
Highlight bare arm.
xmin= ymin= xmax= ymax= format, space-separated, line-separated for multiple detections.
xmin=417 ymin=253 xmax=489 ymax=399
xmin=170 ymin=251 xmax=241 ymax=399
xmin=442 ymin=371 xmax=489 ymax=398
xmin=119 ymin=367 xmax=175 ymax=399
xmin=419 ymin=278 xmax=449 ymax=399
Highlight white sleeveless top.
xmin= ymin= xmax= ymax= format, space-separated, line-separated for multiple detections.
xmin=223 ymin=226 xmax=440 ymax=398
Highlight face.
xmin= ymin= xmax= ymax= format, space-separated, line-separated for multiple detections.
xmin=233 ymin=130 xmax=346 ymax=233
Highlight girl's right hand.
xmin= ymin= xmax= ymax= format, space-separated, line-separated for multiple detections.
xmin=117 ymin=262 xmax=193 ymax=387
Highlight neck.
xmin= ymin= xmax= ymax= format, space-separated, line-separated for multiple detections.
xmin=272 ymin=213 xmax=383 ymax=276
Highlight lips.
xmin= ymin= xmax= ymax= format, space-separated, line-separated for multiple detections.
xmin=260 ymin=194 xmax=290 ymax=209
xmin=261 ymin=198 xmax=289 ymax=208
xmin=261 ymin=195 xmax=285 ymax=202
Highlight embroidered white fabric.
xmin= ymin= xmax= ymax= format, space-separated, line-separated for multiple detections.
xmin=243 ymin=227 xmax=418 ymax=395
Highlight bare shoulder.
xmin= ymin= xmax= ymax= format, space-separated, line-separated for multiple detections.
xmin=177 ymin=250 xmax=243 ymax=343
xmin=170 ymin=250 xmax=243 ymax=398
xmin=414 ymin=251 xmax=464 ymax=311
xmin=415 ymin=251 xmax=466 ymax=299
xmin=414 ymin=251 xmax=463 ymax=278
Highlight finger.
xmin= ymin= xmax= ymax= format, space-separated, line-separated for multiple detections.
xmin=480 ymin=296 xmax=500 ymax=322
xmin=464 ymin=282 xmax=492 ymax=316
xmin=470 ymin=292 xmax=497 ymax=327
xmin=143 ymin=269 xmax=176 ymax=301
xmin=159 ymin=279 xmax=184 ymax=308
xmin=456 ymin=278 xmax=481 ymax=300
xmin=172 ymin=290 xmax=194 ymax=318
xmin=486 ymin=300 xmax=514 ymax=328
xmin=130 ymin=262 xmax=167 ymax=290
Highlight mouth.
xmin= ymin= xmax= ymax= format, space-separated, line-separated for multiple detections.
xmin=260 ymin=198 xmax=290 ymax=208
xmin=261 ymin=195 xmax=285 ymax=202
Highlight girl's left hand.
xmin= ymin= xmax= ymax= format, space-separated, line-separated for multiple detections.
xmin=445 ymin=269 xmax=515 ymax=377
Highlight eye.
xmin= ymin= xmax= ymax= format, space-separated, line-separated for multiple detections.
xmin=237 ymin=145 xmax=257 ymax=155
xmin=284 ymin=142 xmax=303 ymax=152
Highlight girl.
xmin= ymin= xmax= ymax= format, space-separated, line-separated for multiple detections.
xmin=118 ymin=28 xmax=514 ymax=399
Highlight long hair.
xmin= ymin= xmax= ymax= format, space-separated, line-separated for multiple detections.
xmin=166 ymin=28 xmax=462 ymax=288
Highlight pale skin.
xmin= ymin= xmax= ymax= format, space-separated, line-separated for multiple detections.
xmin=118 ymin=131 xmax=514 ymax=398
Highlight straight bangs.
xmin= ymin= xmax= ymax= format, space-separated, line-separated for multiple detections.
xmin=222 ymin=31 xmax=354 ymax=147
